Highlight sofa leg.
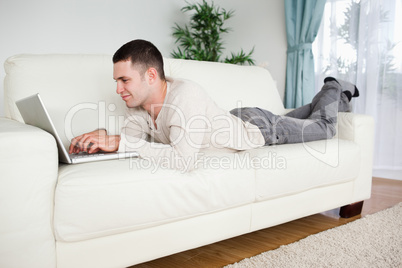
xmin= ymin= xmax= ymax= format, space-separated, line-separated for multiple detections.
xmin=339 ymin=201 xmax=364 ymax=218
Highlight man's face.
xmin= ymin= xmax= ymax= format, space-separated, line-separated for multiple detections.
xmin=113 ymin=60 xmax=150 ymax=108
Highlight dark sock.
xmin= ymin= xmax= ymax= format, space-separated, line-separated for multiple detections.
xmin=324 ymin=77 xmax=359 ymax=101
xmin=324 ymin=77 xmax=337 ymax=83
xmin=352 ymin=87 xmax=360 ymax=98
xmin=343 ymin=91 xmax=352 ymax=101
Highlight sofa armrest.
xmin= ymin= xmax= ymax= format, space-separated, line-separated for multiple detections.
xmin=337 ymin=112 xmax=375 ymax=202
xmin=0 ymin=118 xmax=58 ymax=268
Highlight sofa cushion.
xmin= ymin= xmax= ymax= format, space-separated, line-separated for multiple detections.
xmin=164 ymin=58 xmax=285 ymax=114
xmin=4 ymin=55 xmax=284 ymax=149
xmin=249 ymin=139 xmax=361 ymax=201
xmin=54 ymin=152 xmax=255 ymax=242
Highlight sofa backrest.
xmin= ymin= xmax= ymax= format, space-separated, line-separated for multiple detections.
xmin=4 ymin=54 xmax=284 ymax=148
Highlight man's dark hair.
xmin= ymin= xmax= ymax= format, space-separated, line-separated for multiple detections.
xmin=113 ymin=39 xmax=166 ymax=81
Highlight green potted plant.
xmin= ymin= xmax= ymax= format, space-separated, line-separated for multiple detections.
xmin=171 ymin=0 xmax=255 ymax=65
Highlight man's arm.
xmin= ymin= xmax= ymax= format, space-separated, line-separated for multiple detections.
xmin=119 ymin=92 xmax=208 ymax=172
xmin=69 ymin=129 xmax=121 ymax=154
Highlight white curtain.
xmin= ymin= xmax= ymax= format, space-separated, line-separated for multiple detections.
xmin=313 ymin=0 xmax=402 ymax=180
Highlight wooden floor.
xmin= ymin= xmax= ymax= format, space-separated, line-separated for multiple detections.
xmin=132 ymin=177 xmax=402 ymax=268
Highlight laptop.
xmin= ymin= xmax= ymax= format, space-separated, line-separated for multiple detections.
xmin=16 ymin=93 xmax=139 ymax=164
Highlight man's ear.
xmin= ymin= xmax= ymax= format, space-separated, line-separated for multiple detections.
xmin=146 ymin=68 xmax=158 ymax=84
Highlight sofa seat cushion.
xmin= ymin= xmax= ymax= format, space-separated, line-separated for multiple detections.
xmin=250 ymin=139 xmax=361 ymax=201
xmin=54 ymin=153 xmax=255 ymax=242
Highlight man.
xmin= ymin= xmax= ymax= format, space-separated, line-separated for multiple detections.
xmin=69 ymin=39 xmax=359 ymax=172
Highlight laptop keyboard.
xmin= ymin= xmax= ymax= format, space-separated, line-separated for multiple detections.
xmin=70 ymin=152 xmax=105 ymax=159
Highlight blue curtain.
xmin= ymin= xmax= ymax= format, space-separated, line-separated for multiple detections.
xmin=284 ymin=0 xmax=326 ymax=108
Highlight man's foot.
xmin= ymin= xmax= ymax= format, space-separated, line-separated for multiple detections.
xmin=324 ymin=77 xmax=359 ymax=101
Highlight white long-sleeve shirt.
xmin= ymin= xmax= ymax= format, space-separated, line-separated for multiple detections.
xmin=119 ymin=77 xmax=265 ymax=172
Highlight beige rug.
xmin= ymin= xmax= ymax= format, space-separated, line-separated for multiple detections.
xmin=225 ymin=203 xmax=402 ymax=268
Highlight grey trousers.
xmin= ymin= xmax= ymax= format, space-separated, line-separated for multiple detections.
xmin=230 ymin=80 xmax=351 ymax=145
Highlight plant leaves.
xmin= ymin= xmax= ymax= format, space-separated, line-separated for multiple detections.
xmin=171 ymin=0 xmax=255 ymax=65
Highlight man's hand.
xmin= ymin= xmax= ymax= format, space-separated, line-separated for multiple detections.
xmin=69 ymin=129 xmax=121 ymax=154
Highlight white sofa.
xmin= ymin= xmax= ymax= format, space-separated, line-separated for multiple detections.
xmin=0 ymin=54 xmax=374 ymax=268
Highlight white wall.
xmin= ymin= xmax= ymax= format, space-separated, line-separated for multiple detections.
xmin=0 ymin=0 xmax=287 ymax=116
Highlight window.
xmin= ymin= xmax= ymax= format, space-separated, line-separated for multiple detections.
xmin=313 ymin=0 xmax=402 ymax=180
